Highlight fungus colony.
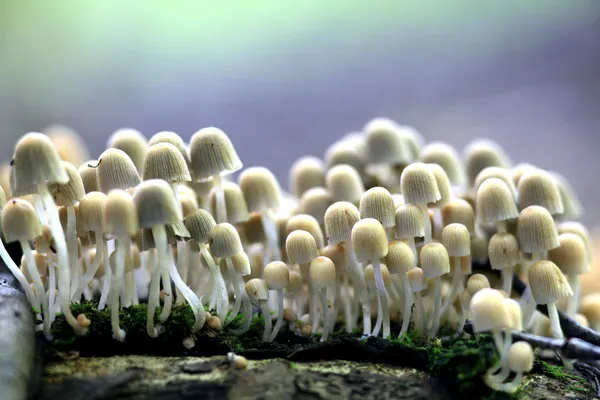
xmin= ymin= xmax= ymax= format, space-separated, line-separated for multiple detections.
xmin=0 ymin=121 xmax=595 ymax=394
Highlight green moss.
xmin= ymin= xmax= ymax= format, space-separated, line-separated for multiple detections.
xmin=538 ymin=360 xmax=586 ymax=383
xmin=567 ymin=385 xmax=590 ymax=393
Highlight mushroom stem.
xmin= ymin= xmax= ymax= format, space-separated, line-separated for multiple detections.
xmin=566 ymin=275 xmax=579 ymax=317
xmin=341 ymin=274 xmax=353 ymax=333
xmin=201 ymin=246 xmax=229 ymax=323
xmin=39 ymin=182 xmax=82 ymax=334
xmin=319 ymin=288 xmax=331 ymax=342
xmin=48 ymin=258 xmax=56 ymax=320
xmin=146 ymin=248 xmax=162 ymax=337
xmin=175 ymin=241 xmax=189 ymax=304
xmin=501 ymin=267 xmax=514 ymax=297
xmin=268 ymin=288 xmax=285 ymax=342
xmin=519 ymin=284 xmax=535 ymax=327
xmin=66 ymin=206 xmax=79 ymax=298
xmin=500 ymin=372 xmax=523 ymax=394
xmin=32 ymin=194 xmax=48 ymax=225
xmin=299 ymin=262 xmax=317 ymax=333
xmin=371 ymin=260 xmax=390 ymax=338
xmin=399 ymin=273 xmax=413 ymax=337
xmin=259 ymin=299 xmax=272 ymax=342
xmin=260 ymin=211 xmax=281 ymax=264
xmin=440 ymin=257 xmax=462 ymax=315
xmin=20 ymin=240 xmax=51 ymax=339
xmin=97 ymin=239 xmax=111 ymax=310
xmin=429 ymin=276 xmax=443 ymax=339
xmin=487 ymin=331 xmax=513 ymax=383
xmin=230 ymin=293 xmax=253 ymax=335
xmin=158 ymin=246 xmax=174 ymax=322
xmin=110 ymin=238 xmax=127 ymax=341
xmin=72 ymin=229 xmax=103 ymax=301
xmin=415 ymin=292 xmax=426 ymax=334
xmin=212 ymin=173 xmax=227 ymax=223
xmin=123 ymin=271 xmax=134 ymax=307
xmin=418 ymin=203 xmax=432 ymax=244
xmin=496 ymin=220 xmax=508 ymax=233
xmin=347 ymin=241 xmax=371 ymax=335
xmin=406 ymin=237 xmax=417 ymax=259
xmin=547 ymin=301 xmax=564 ymax=339
xmin=224 ymin=257 xmax=244 ymax=325
xmin=0 ymin=239 xmax=37 ymax=308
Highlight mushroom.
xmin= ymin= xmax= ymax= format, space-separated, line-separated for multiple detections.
xmin=473 ymin=167 xmax=517 ymax=200
xmin=325 ymin=164 xmax=365 ymax=205
xmin=440 ymin=223 xmax=471 ymax=315
xmin=309 ymin=256 xmax=336 ymax=341
xmin=289 ymin=156 xmax=326 ymax=199
xmin=324 ymin=138 xmax=366 ymax=178
xmin=395 ymin=204 xmax=425 ymax=258
xmin=351 ymin=218 xmax=390 ymax=338
xmin=580 ymin=293 xmax=600 ymax=332
xmin=549 ymin=233 xmax=588 ymax=316
xmin=486 ymin=297 xmax=523 ymax=385
xmin=529 ymin=260 xmax=572 ymax=339
xmin=320 ymin=243 xmax=352 ymax=333
xmin=239 ymin=167 xmax=283 ymax=263
xmin=407 ymin=267 xmax=427 ymax=334
xmin=364 ymin=263 xmax=392 ymax=337
xmin=420 ymin=242 xmax=451 ymax=338
xmin=208 ymin=182 xmax=250 ymax=229
xmin=499 ymin=341 xmax=534 ymax=393
xmin=551 ymin=172 xmax=583 ymax=221
xmin=470 ymin=288 xmax=510 ymax=363
xmin=189 ymin=127 xmax=243 ymax=223
xmin=488 ymin=232 xmax=521 ymax=295
xmin=463 ymin=139 xmax=511 ymax=190
xmin=386 ymin=241 xmax=416 ymax=337
xmin=400 ymin=163 xmax=441 ymax=244
xmin=420 ymin=141 xmax=465 ymax=188
xmin=45 ymin=124 xmax=90 ymax=167
xmin=78 ymin=161 xmax=100 ymax=193
xmin=286 ymin=270 xmax=304 ymax=322
xmin=476 ymin=178 xmax=519 ymax=234
xmin=2 ymin=198 xmax=53 ymax=338
xmin=456 ymin=290 xmax=471 ymax=334
xmin=364 ymin=118 xmax=415 ymax=171
xmin=517 ymin=168 xmax=564 ymax=215
xmin=245 ymin=278 xmax=272 ymax=341
xmin=359 ymin=187 xmax=396 ymax=240
xmin=264 ymin=261 xmax=290 ymax=341
xmin=107 ymin=128 xmax=148 ymax=175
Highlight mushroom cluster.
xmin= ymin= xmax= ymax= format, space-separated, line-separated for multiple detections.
xmin=0 ymin=121 xmax=594 ymax=394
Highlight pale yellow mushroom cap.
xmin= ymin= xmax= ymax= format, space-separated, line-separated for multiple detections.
xmin=1 ymin=198 xmax=42 ymax=242
xmin=476 ymin=178 xmax=519 ymax=224
xmin=507 ymin=341 xmax=534 ymax=373
xmin=407 ymin=267 xmax=426 ymax=292
xmin=189 ymin=127 xmax=242 ymax=181
xmin=400 ymin=162 xmax=441 ymax=205
xmin=364 ymin=263 xmax=392 ymax=286
xmin=209 ymin=181 xmax=250 ymax=224
xmin=441 ymin=223 xmax=471 ymax=257
xmin=285 ymin=214 xmax=324 ymax=248
xmin=488 ymin=232 xmax=521 ymax=270
xmin=208 ymin=223 xmax=243 ymax=258
xmin=309 ymin=256 xmax=337 ymax=290
xmin=238 ymin=166 xmax=282 ymax=213
xmin=359 ymin=187 xmax=396 ymax=228
xmin=79 ymin=191 xmax=108 ymax=233
xmin=420 ymin=142 xmax=465 ymax=186
xmin=529 ymin=260 xmax=573 ymax=305
xmin=463 ymin=139 xmax=510 ymax=188
xmin=351 ymin=218 xmax=388 ymax=263
xmin=143 ymin=142 xmax=191 ymax=183
xmin=420 ymin=242 xmax=450 ymax=278
xmin=286 ymin=230 xmax=318 ymax=264
xmin=184 ymin=209 xmax=217 ymax=244
xmin=579 ymin=293 xmax=600 ymax=328
xmin=96 ymin=148 xmax=141 ymax=194
xmin=289 ymin=156 xmax=326 ymax=198
xmin=264 ymin=261 xmax=290 ymax=290
xmin=245 ymin=278 xmax=269 ymax=306
xmin=107 ymin=128 xmax=148 ymax=174
xmin=324 ymin=139 xmax=365 ymax=174
xmin=516 ymin=206 xmax=559 ymax=254
xmin=326 ymin=164 xmax=365 ymax=204
xmin=300 ymin=187 xmax=332 ymax=224
xmin=442 ymin=199 xmax=475 ymax=234
xmin=133 ymin=179 xmax=182 ymax=228
xmin=503 ymin=298 xmax=523 ymax=331
xmin=78 ymin=161 xmax=100 ymax=193
xmin=470 ymin=288 xmax=510 ymax=332
xmin=395 ymin=203 xmax=425 ymax=239
xmin=517 ymin=169 xmax=564 ymax=215
xmin=48 ymin=161 xmax=85 ymax=206
xmin=427 ymin=163 xmax=452 ymax=207
xmin=320 ymin=244 xmax=348 ymax=276
xmin=473 ymin=167 xmax=517 ymax=199
xmin=287 ymin=270 xmax=304 ymax=292
xmin=385 ymin=241 xmax=415 ymax=275
xmin=549 ymin=233 xmax=589 ymax=276
xmin=324 ymin=201 xmax=360 ymax=245
xmin=466 ymin=274 xmax=490 ymax=297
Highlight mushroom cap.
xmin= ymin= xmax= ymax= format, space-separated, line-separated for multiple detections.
xmin=209 ymin=181 xmax=250 ymax=224
xmin=148 ymin=131 xmax=190 ymax=165
xmin=395 ymin=203 xmax=425 ymax=239
xmin=427 ymin=163 xmax=452 ymax=207
xmin=324 ymin=139 xmax=365 ymax=174
xmin=516 ymin=205 xmax=559 ymax=253
xmin=320 ymin=244 xmax=348 ymax=276
xmin=48 ymin=161 xmax=85 ymax=206
xmin=1 ymin=198 xmax=42 ymax=242
xmin=96 ymin=148 xmax=141 ymax=193
xmin=326 ymin=164 xmax=365 ymax=204
xmin=400 ymin=162 xmax=441 ymax=205
xmin=238 ymin=167 xmax=282 ymax=213
xmin=287 ymin=270 xmax=304 ymax=292
xmin=473 ymin=167 xmax=517 ymax=200
xmin=488 ymin=232 xmax=521 ymax=270
xmin=407 ymin=267 xmax=426 ymax=292
xmin=419 ymin=242 xmax=450 ymax=278
xmin=363 ymin=263 xmax=392 ymax=286
xmin=507 ymin=341 xmax=534 ymax=373
xmin=143 ymin=142 xmax=191 ymax=183
xmin=463 ymin=139 xmax=510 ymax=188
xmin=78 ymin=161 xmax=100 ymax=193
xmin=557 ymin=221 xmax=594 ymax=264
xmin=208 ymin=223 xmax=243 ymax=258
xmin=309 ymin=256 xmax=336 ymax=290
xmin=476 ymin=178 xmax=519 ymax=224
xmin=45 ymin=124 xmax=90 ymax=167
xmin=184 ymin=209 xmax=217 ymax=244
xmin=442 ymin=199 xmax=475 ymax=234
xmin=580 ymin=293 xmax=600 ymax=327
xmin=359 ymin=187 xmax=396 ymax=228
xmin=180 ymin=195 xmax=198 ymax=217
xmin=351 ymin=218 xmax=388 ymax=263
xmin=504 ymin=298 xmax=523 ymax=331
xmin=79 ymin=191 xmax=108 ymax=232
xmin=385 ymin=240 xmax=415 ymax=275
xmin=364 ymin=117 xmax=412 ymax=165
xmin=133 ymin=179 xmax=182 ymax=228
xmin=441 ymin=223 xmax=471 ymax=257
xmin=511 ymin=163 xmax=537 ymax=187
xmin=551 ymin=172 xmax=583 ymax=220
xmin=470 ymin=288 xmax=510 ymax=332
xmin=245 ymin=278 xmax=269 ymax=305
xmin=104 ymin=189 xmax=138 ymax=238
xmin=286 ymin=230 xmax=318 ymax=264
xmin=107 ymin=128 xmax=148 ymax=173
xmin=420 ymin=141 xmax=465 ymax=186
xmin=517 ymin=169 xmax=564 ymax=215
xmin=20 ymin=251 xmax=48 ymax=281
xmin=289 ymin=156 xmax=326 ymax=198
xmin=263 ymin=261 xmax=290 ymax=290
xmin=324 ymin=201 xmax=360 ymax=245
xmin=466 ymin=274 xmax=491 ymax=297
xmin=548 ymin=233 xmax=589 ymax=276
xmin=529 ymin=260 xmax=573 ymax=304
xmin=285 ymin=214 xmax=324 ymax=248
xmin=189 ymin=127 xmax=242 ymax=181
xmin=300 ymin=187 xmax=332 ymax=224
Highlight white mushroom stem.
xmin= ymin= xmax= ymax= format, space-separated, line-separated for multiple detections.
xmin=0 ymin=239 xmax=37 ymax=308
xmin=224 ymin=258 xmax=245 ymax=325
xmin=158 ymin=243 xmax=174 ymax=323
xmin=47 ymin=258 xmax=56 ymax=321
xmin=547 ymin=301 xmax=564 ymax=339
xmin=487 ymin=331 xmax=513 ymax=383
xmin=440 ymin=257 xmax=463 ymax=315
xmin=418 ymin=203 xmax=432 ymax=244
xmin=20 ymin=240 xmax=51 ymax=339
xmin=146 ymin=248 xmax=162 ymax=337
xmin=122 ymin=271 xmax=133 ymax=307
xmin=230 ymin=293 xmax=253 ymax=335
xmin=212 ymin=174 xmax=227 ymax=223
xmin=346 ymin=241 xmax=371 ymax=335
xmin=200 ymin=246 xmax=229 ymax=323
xmin=340 ymin=274 xmax=353 ymax=333
xmin=39 ymin=182 xmax=82 ymax=334
xmin=501 ymin=372 xmax=524 ymax=394
xmin=72 ymin=229 xmax=104 ymax=301
xmin=406 ymin=237 xmax=417 ymax=259
xmin=299 ymin=262 xmax=318 ymax=334
xmin=371 ymin=260 xmax=390 ymax=338
xmin=97 ymin=240 xmax=111 ymax=310
xmin=110 ymin=238 xmax=127 ymax=342
xmin=260 ymin=211 xmax=281 ymax=264
xmin=175 ymin=241 xmax=189 ymax=305
xmin=399 ymin=273 xmax=413 ymax=337
xmin=414 ymin=291 xmax=426 ymax=334
xmin=268 ymin=288 xmax=285 ymax=342
xmin=259 ymin=299 xmax=273 ymax=342
xmin=566 ymin=275 xmax=579 ymax=317
xmin=319 ymin=288 xmax=332 ymax=342
xmin=32 ymin=195 xmax=49 ymax=225
xmin=501 ymin=267 xmax=514 ymax=297
xmin=66 ymin=206 xmax=79 ymax=298
xmin=428 ymin=276 xmax=443 ymax=339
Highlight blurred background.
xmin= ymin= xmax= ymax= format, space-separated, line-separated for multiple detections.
xmin=1 ymin=0 xmax=599 ymax=223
